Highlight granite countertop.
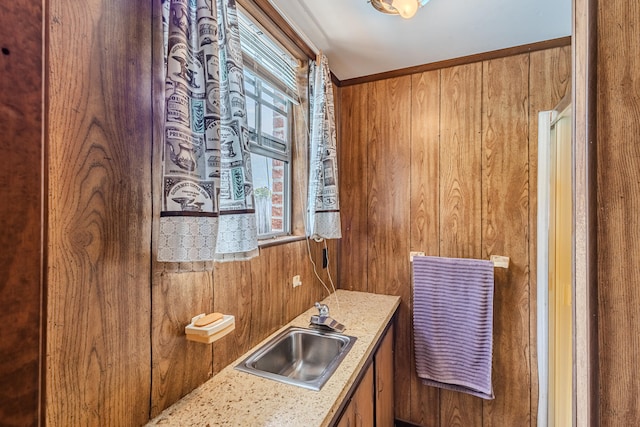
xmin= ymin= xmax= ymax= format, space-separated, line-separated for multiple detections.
xmin=146 ymin=290 xmax=400 ymax=427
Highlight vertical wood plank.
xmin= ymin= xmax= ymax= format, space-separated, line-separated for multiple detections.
xmin=150 ymin=272 xmax=214 ymax=417
xmin=368 ymin=76 xmax=412 ymax=419
xmin=46 ymin=0 xmax=153 ymax=425
xmin=528 ymin=46 xmax=571 ymax=427
xmin=213 ymin=260 xmax=253 ymax=373
xmin=338 ymin=84 xmax=369 ymax=292
xmin=250 ymin=245 xmax=285 ymax=345
xmin=597 ymin=1 xmax=640 ymax=424
xmin=439 ymin=62 xmax=484 ymax=427
xmin=481 ymin=54 xmax=531 ymax=426
xmin=409 ymin=70 xmax=441 ymax=426
xmin=284 ymin=242 xmax=312 ymax=323
xmin=0 ymin=1 xmax=43 ymax=425
xmin=440 ymin=63 xmax=483 ymax=259
xmin=410 ymin=70 xmax=441 ymax=267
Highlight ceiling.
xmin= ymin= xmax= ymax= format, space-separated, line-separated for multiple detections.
xmin=268 ymin=0 xmax=572 ymax=81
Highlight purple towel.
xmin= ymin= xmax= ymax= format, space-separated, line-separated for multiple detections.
xmin=412 ymin=255 xmax=495 ymax=399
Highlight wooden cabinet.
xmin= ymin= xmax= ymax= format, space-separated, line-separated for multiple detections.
xmin=335 ymin=324 xmax=395 ymax=427
xmin=375 ymin=324 xmax=394 ymax=426
xmin=336 ymin=364 xmax=374 ymax=427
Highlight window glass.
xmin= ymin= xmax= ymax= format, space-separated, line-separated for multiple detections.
xmin=260 ymin=104 xmax=288 ymax=143
xmin=251 ymin=153 xmax=287 ymax=236
xmin=239 ymin=12 xmax=296 ymax=239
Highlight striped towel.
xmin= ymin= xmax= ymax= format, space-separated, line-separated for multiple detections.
xmin=412 ymin=256 xmax=495 ymax=399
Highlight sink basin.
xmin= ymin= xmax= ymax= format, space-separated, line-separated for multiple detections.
xmin=235 ymin=326 xmax=357 ymax=391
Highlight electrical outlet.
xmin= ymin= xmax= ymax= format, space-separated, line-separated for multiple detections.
xmin=292 ymin=275 xmax=302 ymax=288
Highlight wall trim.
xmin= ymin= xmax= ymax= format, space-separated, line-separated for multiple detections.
xmin=572 ymin=0 xmax=598 ymax=425
xmin=337 ymin=36 xmax=572 ymax=87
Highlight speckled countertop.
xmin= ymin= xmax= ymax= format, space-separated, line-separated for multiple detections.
xmin=146 ymin=290 xmax=400 ymax=427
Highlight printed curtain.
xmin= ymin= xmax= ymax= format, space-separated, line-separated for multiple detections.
xmin=307 ymin=54 xmax=341 ymax=240
xmin=158 ymin=0 xmax=258 ymax=263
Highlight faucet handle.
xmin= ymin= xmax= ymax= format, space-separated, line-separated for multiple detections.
xmin=314 ymin=302 xmax=329 ymax=317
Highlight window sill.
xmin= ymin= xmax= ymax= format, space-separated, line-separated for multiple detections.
xmin=258 ymin=234 xmax=306 ymax=249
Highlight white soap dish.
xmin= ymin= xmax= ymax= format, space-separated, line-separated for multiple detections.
xmin=185 ymin=313 xmax=235 ymax=344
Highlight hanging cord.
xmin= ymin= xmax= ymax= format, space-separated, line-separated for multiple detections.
xmin=322 ymin=239 xmax=340 ymax=312
xmin=296 ymin=169 xmax=340 ymax=311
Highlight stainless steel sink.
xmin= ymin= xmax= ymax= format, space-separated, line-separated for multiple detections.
xmin=235 ymin=326 xmax=357 ymax=391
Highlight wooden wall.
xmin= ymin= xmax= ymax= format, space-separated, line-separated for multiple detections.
xmin=46 ymin=0 xmax=154 ymax=425
xmin=596 ymin=1 xmax=640 ymax=425
xmin=150 ymin=240 xmax=337 ymax=416
xmin=44 ymin=0 xmax=338 ymax=425
xmin=0 ymin=2 xmax=43 ymax=426
xmin=338 ymin=45 xmax=571 ymax=426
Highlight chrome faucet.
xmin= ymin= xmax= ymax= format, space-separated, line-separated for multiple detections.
xmin=309 ymin=302 xmax=346 ymax=333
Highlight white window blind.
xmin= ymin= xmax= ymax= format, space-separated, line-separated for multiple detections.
xmin=238 ymin=11 xmax=299 ymax=103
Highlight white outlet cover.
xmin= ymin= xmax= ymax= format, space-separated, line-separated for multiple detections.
xmin=292 ymin=275 xmax=302 ymax=287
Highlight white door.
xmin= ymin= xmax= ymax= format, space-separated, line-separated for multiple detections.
xmin=538 ymin=102 xmax=573 ymax=427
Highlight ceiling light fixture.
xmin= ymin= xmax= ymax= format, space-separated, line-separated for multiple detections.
xmin=370 ymin=0 xmax=430 ymax=19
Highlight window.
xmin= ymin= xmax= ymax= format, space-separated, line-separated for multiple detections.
xmin=238 ymin=11 xmax=299 ymax=239
xmin=244 ymin=70 xmax=292 ymax=237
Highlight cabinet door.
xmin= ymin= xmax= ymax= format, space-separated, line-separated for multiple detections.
xmin=336 ymin=363 xmax=374 ymax=427
xmin=375 ymin=325 xmax=394 ymax=426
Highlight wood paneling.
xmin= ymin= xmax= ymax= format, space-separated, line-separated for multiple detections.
xmin=368 ymin=76 xmax=413 ymax=418
xmin=338 ymin=84 xmax=369 ymax=292
xmin=409 ymin=70 xmax=440 ymax=426
xmin=12 ymin=3 xmax=579 ymax=425
xmin=0 ymin=2 xmax=43 ymax=426
xmin=440 ymin=62 xmax=483 ymax=427
xmin=597 ymin=1 xmax=640 ymax=424
xmin=46 ymin=0 xmax=153 ymax=425
xmin=283 ymin=240 xmax=336 ymax=324
xmin=481 ymin=54 xmax=531 ymax=426
xmin=212 ymin=260 xmax=252 ymax=373
xmin=439 ymin=64 xmax=482 ymax=259
xmin=410 ymin=71 xmax=441 ymax=265
xmin=150 ymin=271 xmax=214 ymax=417
xmin=338 ymin=47 xmax=569 ymax=426
xmin=150 ymin=239 xmax=338 ymax=417
xmin=250 ymin=245 xmax=286 ymax=343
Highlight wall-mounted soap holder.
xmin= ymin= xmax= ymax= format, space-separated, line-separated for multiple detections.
xmin=185 ymin=312 xmax=235 ymax=344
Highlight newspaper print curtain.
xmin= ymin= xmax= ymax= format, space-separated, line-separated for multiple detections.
xmin=307 ymin=53 xmax=342 ymax=240
xmin=158 ymin=0 xmax=258 ymax=263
